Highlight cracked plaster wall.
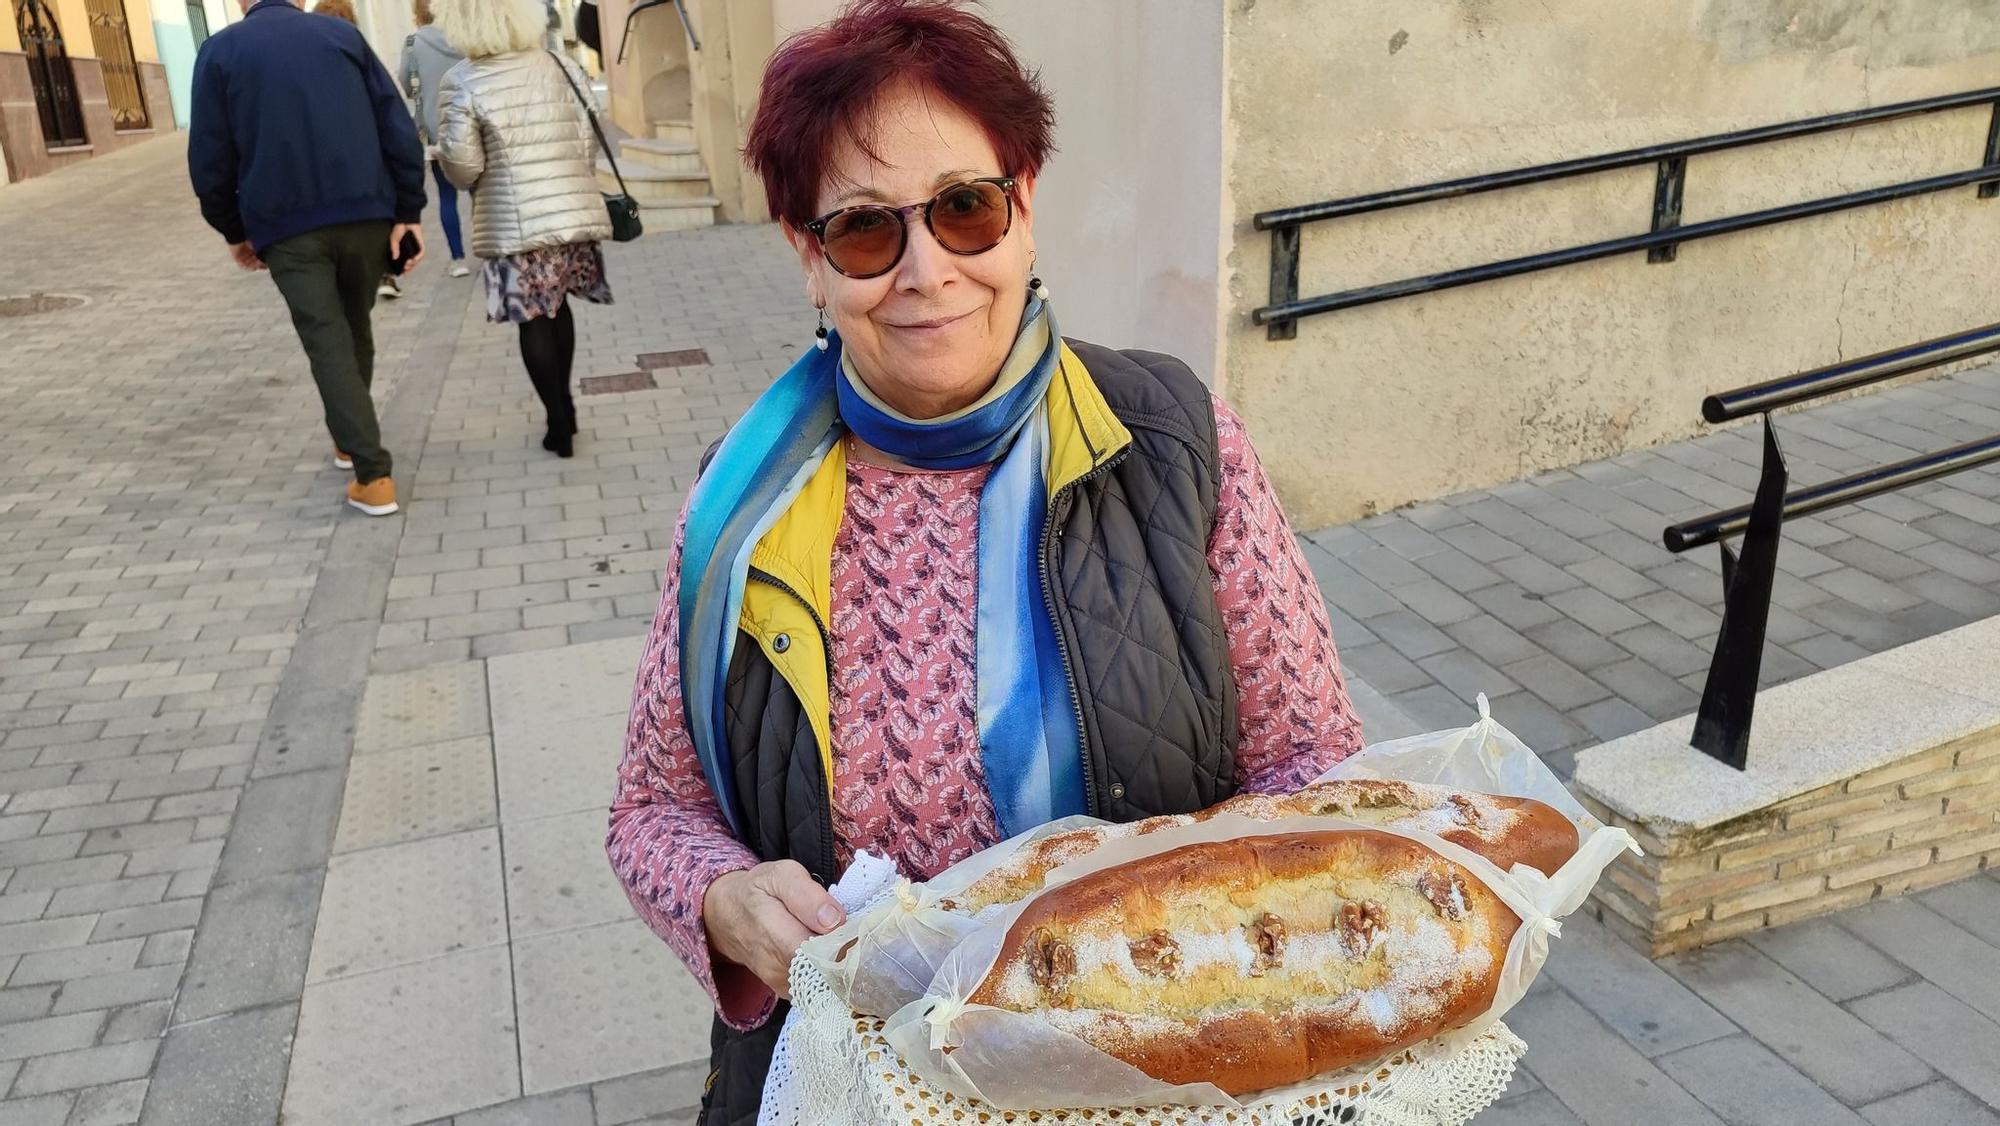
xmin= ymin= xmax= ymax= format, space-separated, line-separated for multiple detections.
xmin=1222 ymin=0 xmax=2000 ymax=526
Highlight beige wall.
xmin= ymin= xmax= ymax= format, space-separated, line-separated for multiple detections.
xmin=765 ymin=0 xmax=1228 ymax=373
xmin=685 ymin=0 xmax=768 ymax=223
xmin=127 ymin=0 xmax=161 ymax=61
xmin=1221 ymin=0 xmax=2000 ymax=527
xmin=355 ymin=0 xmax=414 ymax=74
xmin=602 ymin=0 xmax=692 ymax=144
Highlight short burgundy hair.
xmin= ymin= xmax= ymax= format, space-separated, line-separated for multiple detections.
xmin=744 ymin=0 xmax=1056 ymax=230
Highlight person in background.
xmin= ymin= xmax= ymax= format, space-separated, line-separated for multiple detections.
xmin=399 ymin=0 xmax=472 ymax=278
xmin=188 ymin=0 xmax=426 ymax=516
xmin=310 ymin=0 xmax=407 ymax=300
xmin=604 ymin=1 xmax=1364 ymax=1118
xmin=433 ymin=0 xmax=613 ymax=459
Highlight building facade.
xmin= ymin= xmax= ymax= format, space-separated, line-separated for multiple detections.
xmin=488 ymin=1 xmax=2000 ymax=527
xmin=4 ymin=0 xmax=176 ymax=181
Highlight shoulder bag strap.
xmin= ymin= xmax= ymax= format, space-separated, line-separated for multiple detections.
xmin=546 ymin=50 xmax=629 ymax=197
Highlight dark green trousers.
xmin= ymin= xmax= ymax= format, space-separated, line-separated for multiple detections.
xmin=264 ymin=220 xmax=395 ymax=483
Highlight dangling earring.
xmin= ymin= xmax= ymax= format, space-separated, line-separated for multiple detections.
xmin=1028 ymin=253 xmax=1050 ymax=301
xmin=814 ymin=306 xmax=829 ymax=351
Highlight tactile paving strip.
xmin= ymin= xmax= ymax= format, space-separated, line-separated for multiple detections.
xmin=335 ymin=734 xmax=498 ymax=853
xmin=354 ymin=661 xmax=491 ymax=753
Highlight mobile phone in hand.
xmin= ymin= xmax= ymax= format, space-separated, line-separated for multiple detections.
xmin=389 ymin=230 xmax=422 ymax=275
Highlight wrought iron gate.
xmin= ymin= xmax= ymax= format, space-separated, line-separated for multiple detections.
xmin=16 ymin=0 xmax=89 ymax=148
xmin=85 ymin=0 xmax=149 ymax=130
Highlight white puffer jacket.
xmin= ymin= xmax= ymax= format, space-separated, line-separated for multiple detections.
xmin=437 ymin=50 xmax=612 ymax=259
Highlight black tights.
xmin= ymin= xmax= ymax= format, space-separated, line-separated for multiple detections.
xmin=518 ymin=301 xmax=577 ymax=448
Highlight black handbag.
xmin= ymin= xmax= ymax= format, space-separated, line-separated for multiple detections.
xmin=549 ymin=51 xmax=643 ymax=243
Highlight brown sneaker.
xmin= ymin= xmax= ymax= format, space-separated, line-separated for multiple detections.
xmin=345 ymin=477 xmax=398 ymax=516
xmin=333 ymin=447 xmax=354 ymax=470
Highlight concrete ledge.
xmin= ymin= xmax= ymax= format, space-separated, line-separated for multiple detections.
xmin=1573 ymin=617 xmax=2000 ymax=956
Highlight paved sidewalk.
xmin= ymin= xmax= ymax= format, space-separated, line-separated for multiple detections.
xmin=1305 ymin=361 xmax=2000 ymax=779
xmin=3 ymin=135 xmax=1997 ymax=1126
xmin=1 ymin=137 xmax=459 ymax=1126
xmin=270 ymin=206 xmax=803 ymax=1122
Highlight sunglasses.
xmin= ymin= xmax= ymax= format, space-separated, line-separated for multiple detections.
xmin=804 ymin=177 xmax=1017 ymax=279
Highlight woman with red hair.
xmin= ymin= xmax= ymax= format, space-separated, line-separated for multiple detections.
xmin=607 ymin=2 xmax=1363 ymax=1117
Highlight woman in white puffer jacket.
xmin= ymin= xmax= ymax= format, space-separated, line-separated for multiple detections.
xmin=434 ymin=0 xmax=612 ymax=458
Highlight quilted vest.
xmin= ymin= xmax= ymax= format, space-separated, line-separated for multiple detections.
xmin=697 ymin=340 xmax=1237 ymax=1124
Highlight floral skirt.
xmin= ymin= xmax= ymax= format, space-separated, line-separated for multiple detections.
xmin=482 ymin=241 xmax=613 ymax=324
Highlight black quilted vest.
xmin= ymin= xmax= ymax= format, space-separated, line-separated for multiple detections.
xmin=698 ymin=340 xmax=1237 ymax=1124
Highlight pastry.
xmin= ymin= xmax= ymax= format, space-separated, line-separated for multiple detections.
xmin=939 ymin=779 xmax=1576 ymax=915
xmin=965 ymin=830 xmax=1519 ymax=1094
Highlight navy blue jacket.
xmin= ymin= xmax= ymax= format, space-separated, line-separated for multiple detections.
xmin=188 ymin=0 xmax=425 ymax=254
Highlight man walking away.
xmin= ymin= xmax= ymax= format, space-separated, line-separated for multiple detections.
xmin=187 ymin=0 xmax=427 ymax=516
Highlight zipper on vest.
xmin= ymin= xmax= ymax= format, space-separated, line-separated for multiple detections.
xmin=746 ymin=566 xmax=838 ymax=882
xmin=1039 ymin=447 xmax=1131 ymax=819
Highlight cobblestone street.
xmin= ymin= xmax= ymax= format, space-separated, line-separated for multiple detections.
xmin=2 ymin=135 xmax=1997 ymax=1126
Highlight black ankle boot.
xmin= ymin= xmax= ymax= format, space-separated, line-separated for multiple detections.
xmin=542 ymin=428 xmax=574 ymax=458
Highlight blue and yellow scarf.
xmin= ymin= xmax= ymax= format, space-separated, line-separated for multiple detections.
xmin=678 ymin=297 xmax=1086 ymax=840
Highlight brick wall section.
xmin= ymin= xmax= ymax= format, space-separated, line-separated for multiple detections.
xmin=1580 ymin=728 xmax=2000 ymax=957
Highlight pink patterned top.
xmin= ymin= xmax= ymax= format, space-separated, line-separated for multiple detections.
xmin=609 ymin=401 xmax=1362 ymax=1031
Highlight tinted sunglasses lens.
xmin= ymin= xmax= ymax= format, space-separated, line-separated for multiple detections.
xmin=930 ymin=181 xmax=1011 ymax=253
xmin=822 ymin=207 xmax=903 ymax=276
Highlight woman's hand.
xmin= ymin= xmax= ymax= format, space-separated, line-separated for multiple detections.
xmin=703 ymin=860 xmax=845 ymax=999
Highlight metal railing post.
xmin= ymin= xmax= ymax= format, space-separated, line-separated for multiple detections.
xmin=1647 ymin=156 xmax=1687 ymax=263
xmin=1664 ymin=321 xmax=2000 ymax=767
xmin=1267 ymin=225 xmax=1300 ymax=341
xmin=1689 ymin=419 xmax=1787 ymax=769
xmin=1981 ymin=102 xmax=2000 ymax=199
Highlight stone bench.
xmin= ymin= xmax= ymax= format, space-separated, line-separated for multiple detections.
xmin=1571 ymin=617 xmax=2000 ymax=957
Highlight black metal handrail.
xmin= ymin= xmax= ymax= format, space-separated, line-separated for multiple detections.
xmin=1661 ymin=323 xmax=2000 ymax=769
xmin=1702 ymin=322 xmax=2000 ymax=423
xmin=1666 ymin=434 xmax=2000 ymax=554
xmin=1253 ymin=87 xmax=2000 ymax=339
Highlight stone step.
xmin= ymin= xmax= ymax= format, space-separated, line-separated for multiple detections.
xmin=598 ymin=164 xmax=713 ymax=206
xmin=618 ymin=137 xmax=703 ymax=175
xmin=637 ymin=196 xmax=721 ymax=231
xmin=651 ymin=119 xmax=696 ymax=144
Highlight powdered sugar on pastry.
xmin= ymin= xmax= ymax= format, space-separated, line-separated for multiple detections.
xmin=967 ymin=830 xmax=1519 ymax=1095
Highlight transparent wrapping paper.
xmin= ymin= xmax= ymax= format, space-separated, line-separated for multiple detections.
xmin=878 ymin=811 xmax=1587 ymax=1111
xmin=798 ymin=815 xmax=1109 ymax=1018
xmin=778 ymin=695 xmax=1638 ymax=1121
xmin=781 ymin=954 xmax=1530 ymax=1126
xmin=1318 ymin=694 xmax=1640 ymax=920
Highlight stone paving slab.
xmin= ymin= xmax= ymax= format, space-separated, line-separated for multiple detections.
xmin=282 ymin=629 xmax=709 ymax=1120
xmin=282 ymin=946 xmax=519 ymax=1125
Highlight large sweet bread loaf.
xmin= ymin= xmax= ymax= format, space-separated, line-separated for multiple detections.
xmin=939 ymin=780 xmax=1576 ymax=916
xmin=964 ymin=830 xmax=1519 ymax=1094
xmin=1215 ymin=779 xmax=1579 ymax=876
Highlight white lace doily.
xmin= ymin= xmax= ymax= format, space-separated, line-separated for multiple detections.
xmin=776 ymin=954 xmax=1526 ymax=1126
